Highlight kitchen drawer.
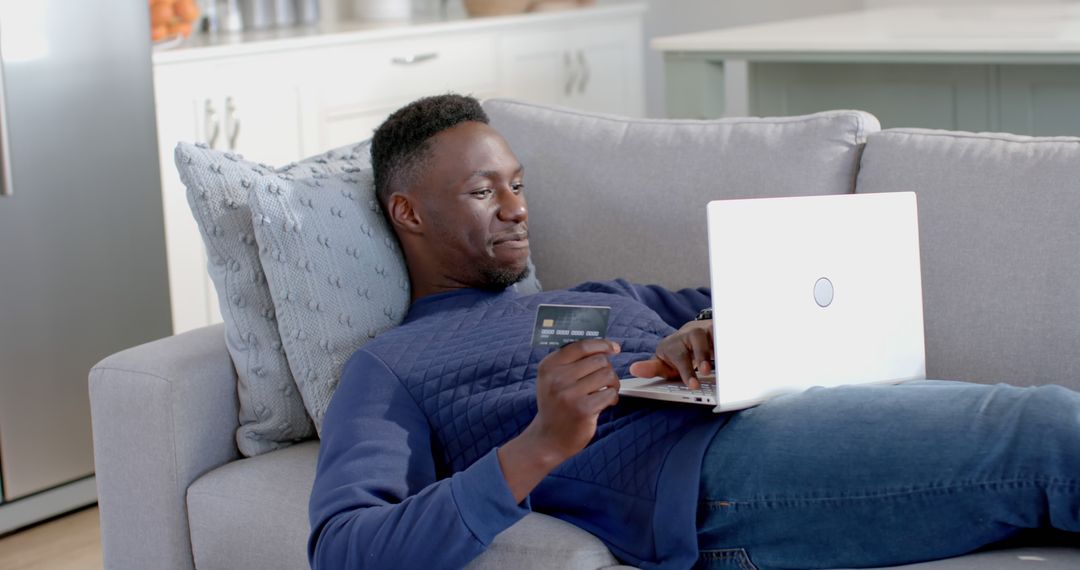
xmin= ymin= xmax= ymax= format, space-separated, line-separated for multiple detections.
xmin=301 ymin=33 xmax=499 ymax=152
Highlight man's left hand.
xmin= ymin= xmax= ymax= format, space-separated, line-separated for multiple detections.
xmin=628 ymin=320 xmax=713 ymax=389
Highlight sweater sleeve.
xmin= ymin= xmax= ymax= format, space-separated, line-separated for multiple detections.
xmin=570 ymin=278 xmax=712 ymax=329
xmin=308 ymin=350 xmax=531 ymax=570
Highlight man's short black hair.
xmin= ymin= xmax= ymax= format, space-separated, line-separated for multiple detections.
xmin=371 ymin=93 xmax=489 ymax=207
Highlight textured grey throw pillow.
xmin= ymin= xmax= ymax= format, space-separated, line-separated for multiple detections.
xmin=247 ymin=166 xmax=411 ymax=431
xmin=175 ymin=141 xmax=370 ymax=455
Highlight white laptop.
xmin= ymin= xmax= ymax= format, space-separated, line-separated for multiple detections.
xmin=619 ymin=192 xmax=927 ymax=413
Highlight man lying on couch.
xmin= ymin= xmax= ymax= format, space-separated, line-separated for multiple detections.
xmin=307 ymin=94 xmax=1080 ymax=570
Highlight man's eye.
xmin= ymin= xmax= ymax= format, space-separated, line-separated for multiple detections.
xmin=511 ymin=182 xmax=524 ymax=194
xmin=471 ymin=188 xmax=493 ymax=198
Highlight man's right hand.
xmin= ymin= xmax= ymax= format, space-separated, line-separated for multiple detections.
xmin=497 ymin=339 xmax=621 ymax=502
xmin=530 ymin=339 xmax=622 ymax=460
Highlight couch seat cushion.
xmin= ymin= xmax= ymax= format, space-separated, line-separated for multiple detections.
xmin=187 ymin=441 xmax=317 ymax=570
xmin=858 ymin=546 xmax=1080 ymax=569
xmin=186 ymin=441 xmax=624 ymax=570
xmin=187 ymin=438 xmax=1077 ymax=570
xmin=465 ymin=511 xmax=621 ymax=569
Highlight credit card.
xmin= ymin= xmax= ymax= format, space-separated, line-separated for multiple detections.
xmin=531 ymin=304 xmax=611 ymax=347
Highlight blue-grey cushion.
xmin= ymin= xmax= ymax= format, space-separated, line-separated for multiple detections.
xmin=175 ymin=142 xmax=370 ymax=455
xmin=483 ymin=99 xmax=879 ymax=290
xmin=855 ymin=129 xmax=1080 ymax=392
xmin=247 ymin=165 xmax=410 ymax=431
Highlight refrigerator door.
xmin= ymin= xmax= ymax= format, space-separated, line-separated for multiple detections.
xmin=0 ymin=0 xmax=172 ymax=500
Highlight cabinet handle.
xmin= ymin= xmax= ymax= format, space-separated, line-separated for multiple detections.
xmin=563 ymin=51 xmax=578 ymax=97
xmin=225 ymin=96 xmax=241 ymax=151
xmin=391 ymin=52 xmax=438 ymax=65
xmin=0 ymin=39 xmax=13 ymax=197
xmin=576 ymin=50 xmax=590 ymax=95
xmin=204 ymin=99 xmax=221 ymax=150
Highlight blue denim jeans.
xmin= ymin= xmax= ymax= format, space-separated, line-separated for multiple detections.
xmin=696 ymin=380 xmax=1080 ymax=569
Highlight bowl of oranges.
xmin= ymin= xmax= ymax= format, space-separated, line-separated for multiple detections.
xmin=150 ymin=0 xmax=200 ymax=43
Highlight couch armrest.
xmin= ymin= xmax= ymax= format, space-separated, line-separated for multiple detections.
xmin=90 ymin=324 xmax=240 ymax=570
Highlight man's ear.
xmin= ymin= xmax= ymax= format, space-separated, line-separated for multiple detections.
xmin=388 ymin=192 xmax=423 ymax=234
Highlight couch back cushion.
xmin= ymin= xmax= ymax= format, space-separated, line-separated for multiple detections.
xmin=483 ymin=100 xmax=879 ymax=290
xmin=856 ymin=129 xmax=1080 ymax=390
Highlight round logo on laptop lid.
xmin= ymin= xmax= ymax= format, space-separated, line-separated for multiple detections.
xmin=814 ymin=277 xmax=834 ymax=308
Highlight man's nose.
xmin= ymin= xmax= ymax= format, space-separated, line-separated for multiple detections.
xmin=496 ymin=187 xmax=527 ymax=222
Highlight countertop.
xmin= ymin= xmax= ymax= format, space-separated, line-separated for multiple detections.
xmin=652 ymin=4 xmax=1080 ymax=62
xmin=153 ymin=2 xmax=645 ymax=65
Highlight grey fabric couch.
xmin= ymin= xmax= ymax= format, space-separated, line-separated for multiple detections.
xmin=90 ymin=99 xmax=1080 ymax=569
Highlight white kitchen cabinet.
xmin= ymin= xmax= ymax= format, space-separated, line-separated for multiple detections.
xmin=154 ymin=56 xmax=303 ymax=333
xmin=154 ymin=64 xmax=214 ymax=334
xmin=497 ymin=16 xmax=644 ymax=116
xmin=153 ymin=4 xmax=645 ymax=333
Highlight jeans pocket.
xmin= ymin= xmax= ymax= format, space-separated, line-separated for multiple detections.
xmin=696 ymin=548 xmax=758 ymax=570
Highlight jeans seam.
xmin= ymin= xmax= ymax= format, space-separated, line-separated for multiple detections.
xmin=699 ymin=548 xmax=758 ymax=570
xmin=701 ymin=477 xmax=1079 ymax=510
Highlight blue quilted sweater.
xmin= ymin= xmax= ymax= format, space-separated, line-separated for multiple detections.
xmin=309 ymin=280 xmax=726 ymax=569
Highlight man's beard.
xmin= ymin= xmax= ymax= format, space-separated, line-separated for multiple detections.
xmin=476 ymin=262 xmax=530 ymax=291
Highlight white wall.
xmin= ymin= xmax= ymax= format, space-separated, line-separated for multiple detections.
xmin=641 ymin=0 xmax=863 ymax=117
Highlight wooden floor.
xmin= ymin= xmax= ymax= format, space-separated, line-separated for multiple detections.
xmin=0 ymin=506 xmax=103 ymax=570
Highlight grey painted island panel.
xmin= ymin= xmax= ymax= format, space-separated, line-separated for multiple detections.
xmin=749 ymin=63 xmax=997 ymax=132
xmin=655 ymin=5 xmax=1080 ymax=135
xmin=999 ymin=66 xmax=1080 ymax=136
xmin=663 ymin=56 xmax=1080 ymax=136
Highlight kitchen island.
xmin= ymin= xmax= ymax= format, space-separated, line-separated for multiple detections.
xmin=653 ymin=3 xmax=1080 ymax=135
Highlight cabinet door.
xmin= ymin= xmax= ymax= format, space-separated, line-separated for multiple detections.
xmin=154 ymin=64 xmax=215 ymax=334
xmin=155 ymin=58 xmax=303 ymax=333
xmin=498 ymin=27 xmax=574 ymax=107
xmin=497 ymin=16 xmax=645 ymax=116
xmin=219 ymin=68 xmax=304 ymax=164
xmin=573 ymin=19 xmax=644 ymax=116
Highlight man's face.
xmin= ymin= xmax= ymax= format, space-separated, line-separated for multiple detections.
xmin=408 ymin=121 xmax=530 ymax=290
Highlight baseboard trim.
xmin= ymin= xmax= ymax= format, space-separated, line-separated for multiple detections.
xmin=0 ymin=476 xmax=97 ymax=536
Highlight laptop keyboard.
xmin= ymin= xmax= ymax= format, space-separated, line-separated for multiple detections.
xmin=653 ymin=382 xmax=715 ymax=397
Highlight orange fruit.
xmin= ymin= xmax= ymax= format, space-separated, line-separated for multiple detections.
xmin=150 ymin=2 xmax=174 ymax=24
xmin=175 ymin=0 xmax=200 ymax=23
xmin=149 ymin=0 xmax=199 ymax=42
